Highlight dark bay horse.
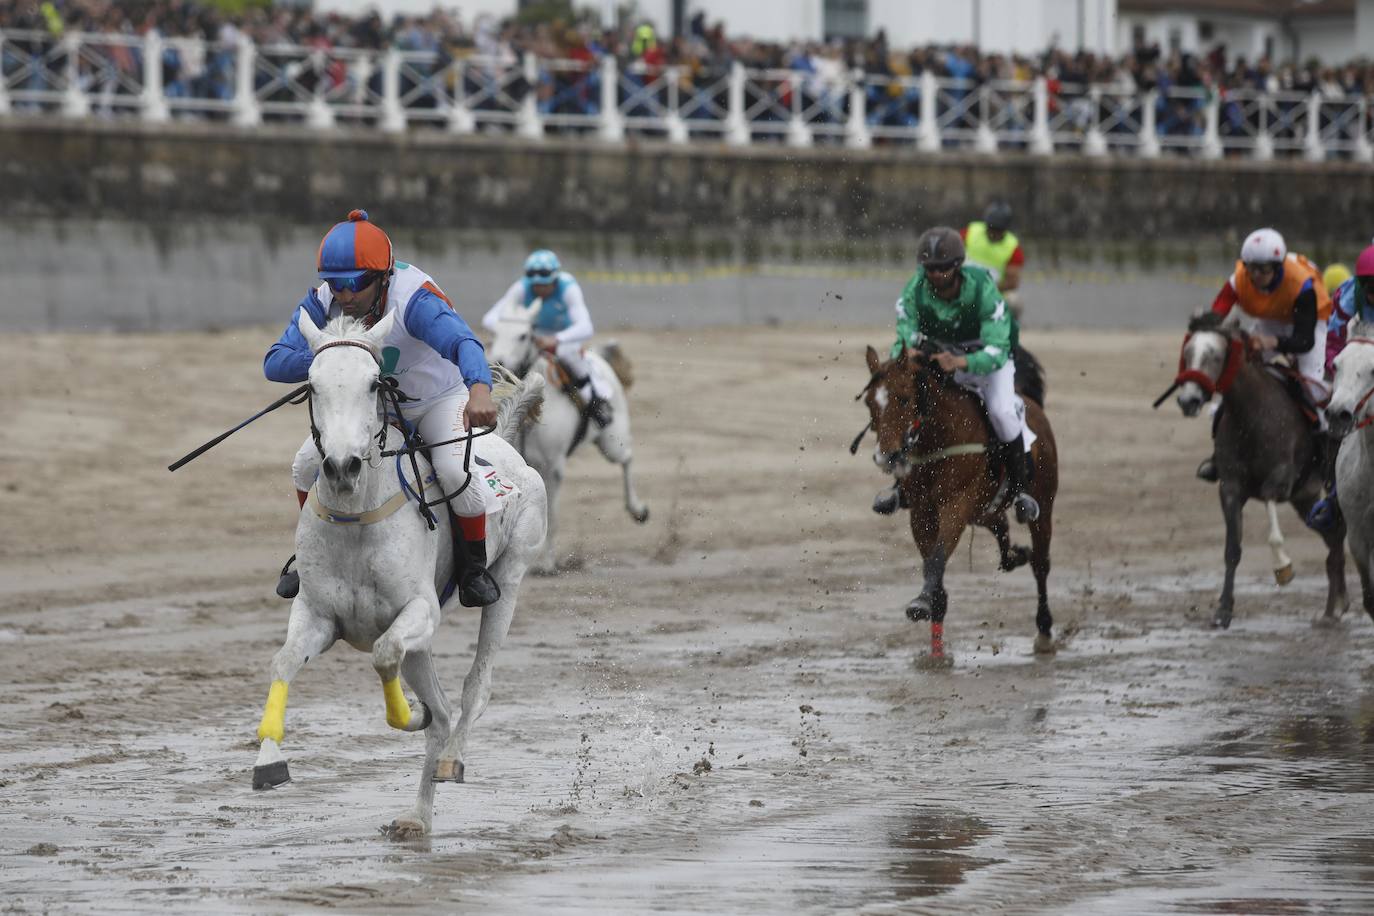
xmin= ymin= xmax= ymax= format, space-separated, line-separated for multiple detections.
xmin=862 ymin=345 xmax=1059 ymax=659
xmin=1172 ymin=313 xmax=1347 ymax=628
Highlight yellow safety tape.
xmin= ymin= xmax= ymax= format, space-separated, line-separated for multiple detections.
xmin=382 ymin=677 xmax=411 ymax=730
xmin=257 ymin=679 xmax=288 ymax=744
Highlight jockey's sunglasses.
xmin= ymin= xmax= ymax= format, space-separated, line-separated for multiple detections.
xmin=925 ymin=260 xmax=961 ymax=275
xmin=526 ymin=268 xmax=556 ymax=279
xmin=327 ymin=272 xmax=380 ymax=294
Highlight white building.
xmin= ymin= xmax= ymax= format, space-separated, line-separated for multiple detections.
xmin=1116 ymin=0 xmax=1370 ymax=65
xmin=313 ymin=0 xmax=1121 ymax=55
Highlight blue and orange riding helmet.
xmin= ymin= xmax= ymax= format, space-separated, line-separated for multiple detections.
xmin=318 ymin=209 xmax=394 ymax=282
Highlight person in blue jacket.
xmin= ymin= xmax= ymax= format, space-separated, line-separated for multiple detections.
xmin=264 ymin=209 xmax=501 ymax=607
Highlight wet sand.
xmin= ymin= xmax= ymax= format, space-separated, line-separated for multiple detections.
xmin=3 ymin=325 xmax=1374 ymax=914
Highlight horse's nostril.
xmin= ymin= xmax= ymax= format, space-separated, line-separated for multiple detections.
xmin=346 ymin=456 xmax=362 ymax=477
xmin=321 ymin=457 xmax=338 ymax=479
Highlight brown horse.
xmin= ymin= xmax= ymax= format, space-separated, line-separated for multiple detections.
xmin=862 ymin=345 xmax=1059 ymax=659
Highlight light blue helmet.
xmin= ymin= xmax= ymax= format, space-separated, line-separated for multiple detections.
xmin=523 ymin=249 xmax=561 ymax=281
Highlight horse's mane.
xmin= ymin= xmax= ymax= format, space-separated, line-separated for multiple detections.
xmin=1188 ymin=311 xmax=1226 ymax=334
xmin=491 ymin=364 xmax=543 ymax=446
xmin=321 ymin=315 xmax=373 ymax=340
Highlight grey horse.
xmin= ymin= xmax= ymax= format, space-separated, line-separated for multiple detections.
xmin=1175 ymin=313 xmax=1347 ymax=628
xmin=1326 ymin=315 xmax=1374 ymax=623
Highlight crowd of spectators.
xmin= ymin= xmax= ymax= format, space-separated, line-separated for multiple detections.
xmin=3 ymin=0 xmax=1373 ymax=147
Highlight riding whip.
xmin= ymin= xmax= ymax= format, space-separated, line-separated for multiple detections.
xmin=168 ymin=384 xmax=309 ymax=472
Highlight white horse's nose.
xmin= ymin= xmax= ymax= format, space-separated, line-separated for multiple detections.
xmin=321 ymin=454 xmax=364 ymax=487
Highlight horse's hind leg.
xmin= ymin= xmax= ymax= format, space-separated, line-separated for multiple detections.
xmin=1265 ymin=500 xmax=1295 ymax=586
xmin=383 ymin=649 xmax=453 ymax=839
xmin=437 ymin=572 xmax=521 ymax=782
xmin=596 ymin=419 xmax=649 ymax=524
xmin=1029 ymin=509 xmax=1055 ymax=654
xmin=1215 ymin=485 xmax=1245 ymax=629
xmin=254 ymin=601 xmax=336 ymax=790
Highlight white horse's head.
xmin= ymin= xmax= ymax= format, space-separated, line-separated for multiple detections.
xmin=1176 ymin=326 xmax=1231 ymax=418
xmin=1328 ymin=316 xmax=1374 ymax=438
xmin=487 ymin=297 xmax=543 ymax=377
xmin=296 ymin=310 xmax=396 ymax=494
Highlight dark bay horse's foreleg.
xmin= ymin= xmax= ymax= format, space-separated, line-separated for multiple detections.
xmin=1028 ymin=507 xmax=1054 ymax=654
xmin=907 ymin=491 xmax=978 ymax=658
xmin=1216 ymin=483 xmax=1246 ymax=629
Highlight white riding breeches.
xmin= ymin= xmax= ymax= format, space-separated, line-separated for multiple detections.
xmin=291 ymin=389 xmax=496 ymax=518
xmin=952 ymin=360 xmax=1032 ymax=448
xmin=556 ymin=341 xmax=611 ymax=400
xmin=1243 ymin=315 xmax=1330 ymax=430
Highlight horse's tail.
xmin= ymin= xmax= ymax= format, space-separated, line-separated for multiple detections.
xmin=600 ymin=341 xmax=634 ymax=391
xmin=492 ymin=366 xmax=545 ymax=448
xmin=1013 ymin=345 xmax=1047 ymax=408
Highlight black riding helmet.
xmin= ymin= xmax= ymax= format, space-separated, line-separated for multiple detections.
xmin=984 ymin=201 xmax=1013 ymax=232
xmin=916 ymin=226 xmax=966 ymax=271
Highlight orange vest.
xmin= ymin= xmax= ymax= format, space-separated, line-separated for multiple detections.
xmin=1231 ymin=253 xmax=1332 ymax=322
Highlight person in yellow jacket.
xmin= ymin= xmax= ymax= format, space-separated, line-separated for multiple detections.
xmin=963 ymin=201 xmax=1025 ymax=318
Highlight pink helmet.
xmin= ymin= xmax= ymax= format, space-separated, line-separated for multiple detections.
xmin=1357 ymin=244 xmax=1374 ymax=278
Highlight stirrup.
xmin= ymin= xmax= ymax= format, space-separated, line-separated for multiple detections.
xmin=1196 ymin=458 xmax=1219 ymax=483
xmin=275 ymin=555 xmax=299 ymax=600
xmin=458 ymin=569 xmax=501 ymax=608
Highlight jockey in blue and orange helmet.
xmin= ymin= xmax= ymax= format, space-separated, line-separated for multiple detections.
xmin=316 ymin=209 xmax=395 ymax=325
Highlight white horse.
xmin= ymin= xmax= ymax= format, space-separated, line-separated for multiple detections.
xmin=486 ymin=298 xmax=648 ymax=573
xmin=1327 ymin=315 xmax=1374 ymax=624
xmin=252 ymin=312 xmax=547 ymax=838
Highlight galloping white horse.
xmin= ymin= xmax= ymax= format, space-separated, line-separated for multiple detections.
xmin=486 ymin=297 xmax=648 ymax=573
xmin=1327 ymin=315 xmax=1374 ymax=624
xmin=253 ymin=312 xmax=547 ymax=838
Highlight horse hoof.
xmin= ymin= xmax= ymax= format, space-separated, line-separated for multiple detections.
xmin=252 ymin=759 xmax=290 ymax=790
xmin=1032 ymin=633 xmax=1056 ymax=655
xmin=434 ymin=759 xmax=465 ymax=783
xmin=382 ymin=817 xmax=428 ymax=840
xmin=914 ymin=652 xmax=954 ymax=671
xmin=632 ymin=507 xmax=649 ymax=524
xmin=1312 ymin=614 xmax=1344 ymax=630
xmin=1273 ymin=564 xmax=1295 ymax=586
xmin=1212 ymin=613 xmax=1232 ymax=630
xmin=905 ymin=600 xmax=930 ymax=622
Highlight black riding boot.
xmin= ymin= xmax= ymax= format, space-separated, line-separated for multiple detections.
xmin=586 ymin=394 xmax=613 ymax=428
xmin=1004 ymin=434 xmax=1040 ymax=523
xmin=456 ymin=534 xmax=502 ymax=608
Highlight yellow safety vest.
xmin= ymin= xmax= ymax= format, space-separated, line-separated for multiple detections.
xmin=964 ymin=222 xmax=1020 ymax=281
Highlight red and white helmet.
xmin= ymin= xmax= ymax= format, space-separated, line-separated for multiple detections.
xmin=1241 ymin=228 xmax=1286 ymax=266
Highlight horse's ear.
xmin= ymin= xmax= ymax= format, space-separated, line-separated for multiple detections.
xmin=362 ymin=309 xmax=397 ymax=347
xmin=1352 ymin=315 xmax=1366 ymax=340
xmin=525 ymin=297 xmax=544 ymax=319
xmin=865 ymin=345 xmax=880 ymax=374
xmin=297 ymin=309 xmax=327 ymax=352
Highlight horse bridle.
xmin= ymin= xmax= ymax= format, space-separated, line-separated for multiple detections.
xmin=1173 ymin=330 xmax=1246 ymax=400
xmin=307 ymin=340 xmax=389 ymax=459
xmin=854 ymin=358 xmax=946 ymax=463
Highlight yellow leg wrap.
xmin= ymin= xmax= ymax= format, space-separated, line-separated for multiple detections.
xmin=257 ymin=680 xmax=288 ymax=743
xmin=383 ymin=677 xmax=412 ymax=730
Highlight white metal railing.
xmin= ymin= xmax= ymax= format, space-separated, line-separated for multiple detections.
xmin=3 ymin=29 xmax=1372 ymax=162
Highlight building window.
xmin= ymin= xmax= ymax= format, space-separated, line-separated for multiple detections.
xmin=824 ymin=0 xmax=868 ymax=40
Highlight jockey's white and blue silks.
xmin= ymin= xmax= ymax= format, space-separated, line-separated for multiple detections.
xmin=482 ymin=272 xmax=593 ymax=341
xmin=266 ymin=262 xmax=492 ymax=410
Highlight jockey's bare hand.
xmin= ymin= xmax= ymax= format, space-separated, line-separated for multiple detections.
xmin=933 ymin=351 xmax=968 ymax=373
xmin=464 ymin=383 xmax=498 ymax=430
xmin=535 ymin=334 xmax=558 ymax=353
xmin=1248 ymin=333 xmax=1279 ymax=354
